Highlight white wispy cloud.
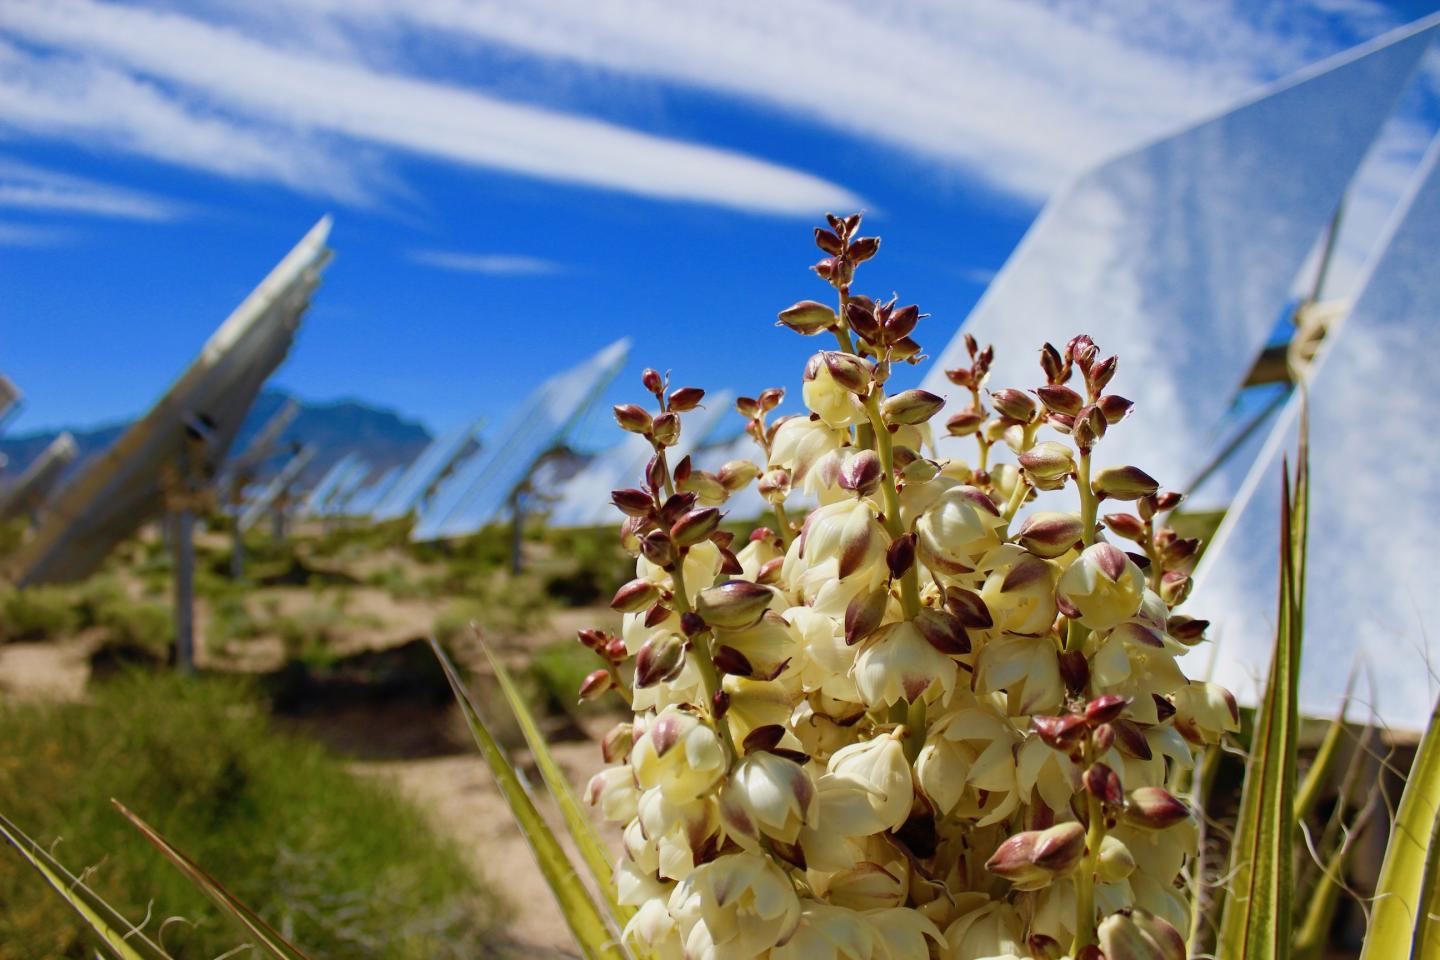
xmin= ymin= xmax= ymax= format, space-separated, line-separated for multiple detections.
xmin=0 ymin=0 xmax=861 ymax=215
xmin=278 ymin=0 xmax=1411 ymax=200
xmin=0 ymin=157 xmax=180 ymax=220
xmin=408 ymin=250 xmax=563 ymax=275
xmin=0 ymin=221 xmax=69 ymax=246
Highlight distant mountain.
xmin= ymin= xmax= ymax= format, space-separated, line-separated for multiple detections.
xmin=0 ymin=390 xmax=433 ymax=490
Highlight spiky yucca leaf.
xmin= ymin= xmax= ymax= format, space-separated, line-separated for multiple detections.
xmin=1217 ymin=445 xmax=1307 ymax=959
xmin=1359 ymin=691 xmax=1440 ymax=959
xmin=0 ymin=809 xmax=171 ymax=960
xmin=476 ymin=632 xmax=628 ymax=923
xmin=110 ymin=800 xmax=312 ymax=960
xmin=429 ymin=637 xmax=630 ymax=960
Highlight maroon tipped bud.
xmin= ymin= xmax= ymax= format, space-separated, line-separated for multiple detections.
xmin=744 ymin=724 xmax=787 ymax=754
xmin=945 ymin=366 xmax=975 ymax=388
xmin=1103 ymin=512 xmax=1147 ymax=542
xmin=844 ymin=301 xmax=881 ymax=341
xmin=887 ymin=533 xmax=917 ymax=579
xmin=671 ymin=507 xmax=721 ymax=547
xmin=991 ymin=387 xmax=1039 ymax=422
xmin=946 ymin=409 xmax=986 ymax=437
xmin=712 ymin=644 xmax=754 ymax=677
xmin=718 ymin=548 xmax=744 ymax=576
xmin=1099 ymin=394 xmax=1134 ymax=424
xmin=822 ymin=351 xmax=873 ymax=394
xmin=1040 ymin=342 xmax=1069 ymax=384
xmin=757 ymin=386 xmax=784 ymax=411
xmin=778 ymin=300 xmax=837 ymax=335
xmin=814 ymin=227 xmax=843 ymax=255
xmin=885 ymin=303 xmax=920 ymax=338
xmin=1085 ymin=695 xmax=1131 ymax=725
xmin=844 ymin=586 xmax=888 ymax=646
xmin=1084 ymin=762 xmax=1125 ymax=805
xmin=840 ymin=449 xmax=884 ymax=496
xmin=651 ymin=412 xmax=681 ymax=446
xmin=1167 ymin=615 xmax=1208 ymax=644
xmin=1092 ymin=722 xmax=1116 ymax=753
xmin=915 ymin=608 xmax=970 ymax=655
xmin=694 ymin=580 xmax=774 ymax=629
xmin=643 ymin=603 xmax=671 ymax=629
xmin=736 ymin=396 xmax=760 ymax=418
xmin=1032 ymin=714 xmax=1089 ymax=750
xmin=1036 ymin=384 xmax=1084 ymax=417
xmin=1092 ymin=465 xmax=1160 ymax=501
xmin=613 ymin=403 xmax=652 ymax=434
xmin=601 ymin=722 xmax=634 ymax=763
xmin=711 ymin=689 xmax=730 ymax=719
xmin=1111 ymin=719 xmax=1153 ymax=761
xmin=611 ymin=577 xmax=659 ymax=613
xmin=577 ymin=628 xmax=607 ymax=650
xmin=579 ymin=669 xmax=615 ymax=700
xmin=635 ymin=633 xmax=686 ymax=688
xmin=1017 ymin=512 xmax=1084 ymax=559
xmin=945 ymin=587 xmax=994 ymax=629
xmin=1125 ymin=787 xmax=1190 ymax=829
xmin=1060 ymin=649 xmax=1090 ymax=694
xmin=611 ymin=488 xmax=654 ymax=518
xmin=1029 ymin=934 xmax=1064 ymax=960
xmin=641 ymin=368 xmax=664 ymax=394
xmin=883 ymin=389 xmax=945 ymax=425
xmin=848 ymin=236 xmax=881 ymax=262
xmin=668 ymin=386 xmax=705 ymax=411
xmin=1159 ymin=571 xmax=1191 ymax=606
xmin=1087 ymin=355 xmax=1118 ymax=392
xmin=646 ymin=455 xmax=668 ymax=492
xmin=639 ymin=530 xmax=675 ymax=568
xmin=1067 ymin=334 xmax=1098 ymax=371
xmin=754 ymin=557 xmax=783 ymax=585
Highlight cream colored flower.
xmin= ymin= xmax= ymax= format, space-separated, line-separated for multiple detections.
xmin=771 ymin=901 xmax=879 ymax=960
xmin=585 ymin=765 xmax=639 ymax=823
xmin=976 ymin=545 xmax=1061 ymax=637
xmin=1170 ymin=681 xmax=1241 ymax=745
xmin=670 ymin=851 xmax=802 ymax=960
xmin=632 ymin=707 xmax=728 ymax=803
xmin=637 ymin=786 xmax=721 ymax=881
xmin=976 ymin=632 xmax=1064 ymax=716
xmin=916 ymin=485 xmax=1005 ymax=579
xmin=804 ymin=356 xmax=869 ymax=429
xmin=853 ymin=620 xmax=958 ymax=708
xmin=1056 ymin=542 xmax=1145 ymax=631
xmin=712 ymin=608 xmax=802 ymax=679
xmin=815 ymin=732 xmax=914 ymax=836
xmin=720 ymin=750 xmax=816 ymax=845
xmin=916 ymin=704 xmax=1021 ymax=825
xmin=943 ymin=898 xmax=1026 ymax=960
xmin=636 ymin=538 xmax=723 ymax=604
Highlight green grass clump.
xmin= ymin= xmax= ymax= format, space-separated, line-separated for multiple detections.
xmin=530 ymin=640 xmax=613 ymax=717
xmin=0 ymin=586 xmax=81 ymax=642
xmin=0 ymin=672 xmax=494 ymax=959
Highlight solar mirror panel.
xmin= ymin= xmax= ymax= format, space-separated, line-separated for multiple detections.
xmin=323 ymin=460 xmax=372 ymax=516
xmin=369 ymin=419 xmax=482 ymax=521
xmin=919 ymin=19 xmax=1437 ymax=490
xmin=240 ymin=446 xmax=315 ymax=532
xmin=0 ymin=432 xmax=77 ymax=521
xmin=0 ymin=374 xmax=20 ymax=433
xmin=342 ymin=464 xmax=401 ymax=518
xmin=303 ymin=453 xmax=360 ymax=515
xmin=7 ymin=217 xmax=331 ymax=585
xmin=1182 ymin=136 xmax=1440 ymax=731
xmin=412 ymin=338 xmax=629 ymax=541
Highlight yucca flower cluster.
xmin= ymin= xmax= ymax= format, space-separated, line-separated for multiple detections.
xmin=580 ymin=215 xmax=1239 ymax=960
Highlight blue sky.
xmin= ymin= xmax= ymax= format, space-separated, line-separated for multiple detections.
xmin=3 ymin=0 xmax=1439 ymax=450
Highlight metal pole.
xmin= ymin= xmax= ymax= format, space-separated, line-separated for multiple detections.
xmin=511 ymin=490 xmax=524 ymax=575
xmin=172 ymin=506 xmax=196 ymax=674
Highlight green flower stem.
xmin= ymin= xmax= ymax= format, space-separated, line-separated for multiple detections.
xmin=668 ymin=558 xmax=738 ymax=762
xmin=1077 ymin=448 xmax=1098 ymax=545
xmin=1071 ymin=788 xmax=1107 ymax=954
xmin=773 ymin=501 xmax=793 ymax=550
xmin=1001 ymin=476 xmax=1029 ymax=529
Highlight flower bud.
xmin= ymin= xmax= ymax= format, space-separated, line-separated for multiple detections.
xmin=945 ymin=587 xmax=994 ymax=629
xmin=1087 ymin=355 xmax=1118 ymax=393
xmin=1103 ymin=511 xmax=1147 ymax=541
xmin=1092 ymin=465 xmax=1160 ymax=501
xmin=1098 ymin=909 xmax=1186 ymax=960
xmin=815 ymin=227 xmax=843 ymax=255
xmin=1017 ymin=512 xmax=1084 ymax=559
xmin=1171 ymin=681 xmax=1240 ymax=744
xmin=985 ymin=821 xmax=1086 ymax=890
xmin=1029 ymin=934 xmax=1064 ymax=960
xmin=1059 ymin=649 xmax=1090 ymax=693
xmin=1167 ymin=615 xmax=1208 ymax=644
xmin=758 ymin=468 xmax=792 ymax=504
xmin=844 ymin=585 xmax=888 ymax=646
xmin=1159 ymin=570 xmax=1191 ymax=606
xmin=946 ymin=409 xmax=985 ymax=437
xmin=1031 ymin=714 xmax=1087 ymax=750
xmin=1099 ymin=393 xmax=1134 ymax=424
xmin=679 ymin=468 xmax=729 ymax=505
xmin=1018 ymin=441 xmax=1075 ymax=483
xmin=1057 ymin=543 xmax=1146 ymax=631
xmin=638 ymin=530 xmax=675 ymax=568
xmin=651 ymin=412 xmax=681 ymax=446
xmin=991 ymin=387 xmax=1038 ymax=422
xmin=668 ymin=386 xmax=705 ymax=411
xmin=695 ymin=580 xmax=775 ymax=629
xmin=641 ymin=368 xmax=665 ymax=394
xmin=671 ymin=507 xmax=721 ymax=547
xmin=1083 ymin=761 xmax=1124 ymax=805
xmin=1085 ymin=694 xmax=1130 ymax=725
xmin=838 ymin=450 xmax=883 ymax=497
xmin=611 ymin=488 xmax=654 ymax=518
xmin=717 ymin=459 xmax=759 ymax=491
xmin=1067 ymin=334 xmax=1097 ymax=370
xmin=822 ymin=351 xmax=873 ymax=395
xmin=712 ymin=644 xmax=754 ymax=677
xmin=1125 ymin=787 xmax=1190 ymax=829
xmin=611 ymin=577 xmax=659 ymax=612
xmin=848 ymin=235 xmax=880 ymax=261
xmin=602 ymin=722 xmax=634 ymax=763
xmin=1097 ymin=834 xmax=1137 ymax=883
xmin=1092 ymin=722 xmax=1116 ymax=753
xmin=635 ymin=633 xmax=686 ymax=688
xmin=886 ymin=532 xmax=916 ymax=579
xmin=1036 ymin=383 xmax=1083 ymax=416
xmin=579 ymin=669 xmax=614 ymax=700
xmin=844 ymin=300 xmax=881 ymax=341
xmin=885 ymin=303 xmax=920 ymax=338
xmin=613 ymin=403 xmax=652 ymax=434
xmin=883 ymin=389 xmax=945 ymax=426
xmin=778 ymin=300 xmax=837 ymax=335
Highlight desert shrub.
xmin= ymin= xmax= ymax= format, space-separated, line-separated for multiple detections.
xmin=432 ymin=574 xmax=551 ymax=644
xmin=0 ymin=585 xmax=80 ymax=642
xmin=93 ymin=596 xmax=174 ymax=656
xmin=0 ymin=672 xmax=495 ymax=959
xmin=541 ymin=526 xmax=631 ymax=607
xmin=530 ymin=640 xmax=615 ymax=718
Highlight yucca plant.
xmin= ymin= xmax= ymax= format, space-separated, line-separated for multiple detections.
xmin=5 ymin=216 xmax=1440 ymax=960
